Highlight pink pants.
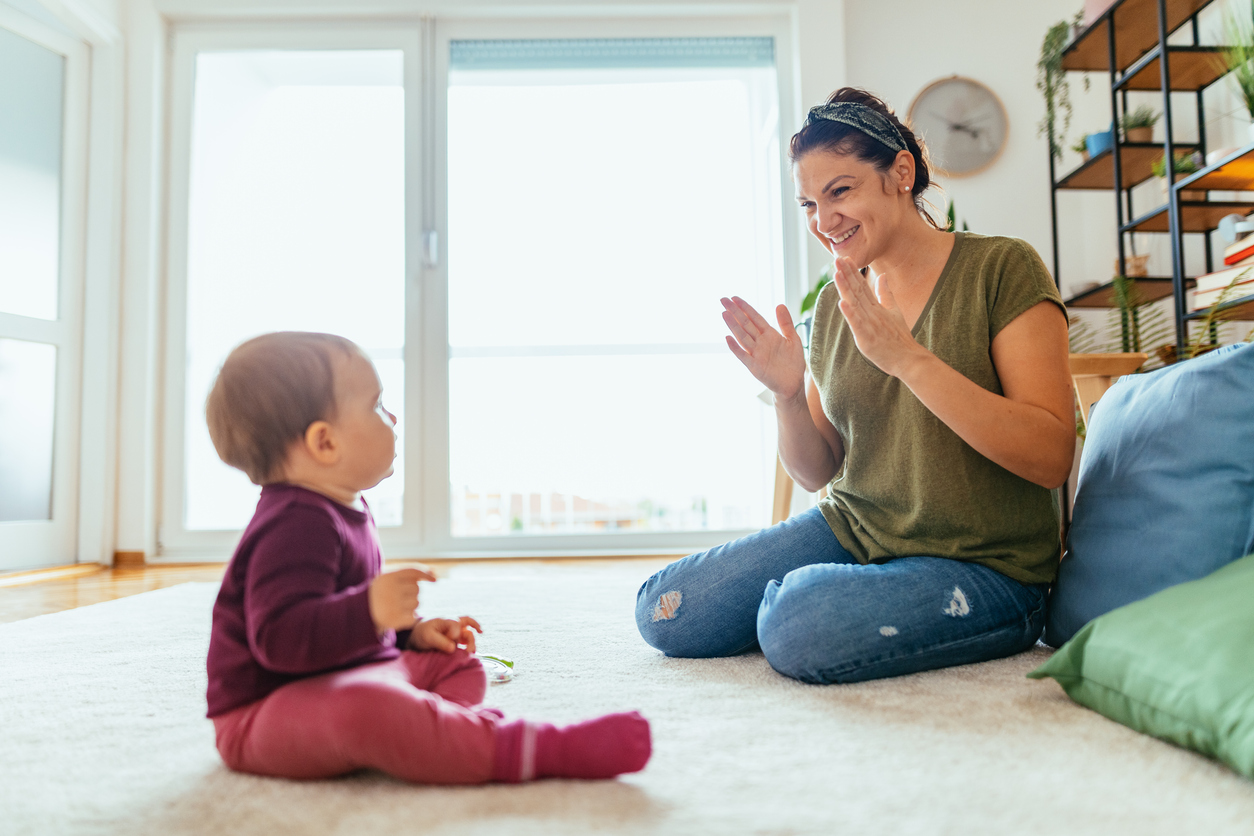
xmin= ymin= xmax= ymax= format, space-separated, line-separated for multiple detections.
xmin=213 ymin=650 xmax=498 ymax=784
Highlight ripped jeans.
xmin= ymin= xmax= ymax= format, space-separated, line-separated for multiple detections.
xmin=635 ymin=507 xmax=1047 ymax=684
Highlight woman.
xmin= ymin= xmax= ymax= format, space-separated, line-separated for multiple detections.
xmin=635 ymin=88 xmax=1074 ymax=684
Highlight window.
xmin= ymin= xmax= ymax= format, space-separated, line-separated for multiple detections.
xmin=446 ymin=38 xmax=786 ymax=538
xmin=162 ymin=22 xmax=796 ymax=559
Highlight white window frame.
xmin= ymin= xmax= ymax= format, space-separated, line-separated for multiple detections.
xmin=160 ymin=22 xmax=425 ymax=561
xmin=425 ymin=14 xmax=802 ymax=558
xmin=158 ymin=13 xmax=803 ymax=561
xmin=0 ymin=6 xmax=89 ymax=570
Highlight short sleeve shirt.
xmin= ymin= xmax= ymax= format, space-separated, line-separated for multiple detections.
xmin=807 ymin=232 xmax=1067 ymax=584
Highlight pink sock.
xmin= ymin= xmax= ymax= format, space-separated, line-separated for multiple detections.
xmin=492 ymin=712 xmax=651 ymax=782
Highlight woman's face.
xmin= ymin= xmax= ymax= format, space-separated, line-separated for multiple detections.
xmin=793 ymin=148 xmax=913 ymax=269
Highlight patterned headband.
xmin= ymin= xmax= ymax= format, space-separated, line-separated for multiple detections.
xmin=805 ymin=102 xmax=907 ymax=154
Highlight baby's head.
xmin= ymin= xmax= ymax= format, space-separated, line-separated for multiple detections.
xmin=206 ymin=332 xmax=397 ymax=491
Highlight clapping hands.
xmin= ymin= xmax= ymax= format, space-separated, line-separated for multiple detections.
xmin=720 ymin=296 xmax=807 ymax=402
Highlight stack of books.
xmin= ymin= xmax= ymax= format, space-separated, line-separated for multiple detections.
xmin=1191 ymin=232 xmax=1254 ymax=311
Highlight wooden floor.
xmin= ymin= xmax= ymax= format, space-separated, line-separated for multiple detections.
xmin=0 ymin=557 xmax=674 ymax=625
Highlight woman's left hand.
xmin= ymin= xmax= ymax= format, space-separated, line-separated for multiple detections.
xmin=831 ymin=256 xmax=923 ymax=378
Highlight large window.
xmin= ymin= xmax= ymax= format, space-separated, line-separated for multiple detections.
xmin=179 ymin=49 xmax=407 ymax=532
xmin=162 ymin=22 xmax=795 ymax=559
xmin=446 ymin=38 xmax=785 ymax=537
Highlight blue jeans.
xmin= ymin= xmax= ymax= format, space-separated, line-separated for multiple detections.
xmin=635 ymin=507 xmax=1047 ymax=684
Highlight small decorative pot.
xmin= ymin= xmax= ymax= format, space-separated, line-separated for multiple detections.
xmin=1086 ymin=130 xmax=1114 ymax=158
xmin=1115 ymin=253 xmax=1151 ymax=278
xmin=1125 ymin=126 xmax=1153 ymax=143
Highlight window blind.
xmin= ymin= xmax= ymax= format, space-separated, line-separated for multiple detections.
xmin=448 ymin=37 xmax=774 ymax=71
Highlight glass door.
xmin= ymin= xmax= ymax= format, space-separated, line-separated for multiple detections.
xmin=161 ymin=26 xmax=423 ymax=559
xmin=0 ymin=11 xmax=87 ymax=571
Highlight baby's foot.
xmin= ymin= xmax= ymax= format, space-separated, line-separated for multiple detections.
xmin=493 ymin=711 xmax=651 ymax=782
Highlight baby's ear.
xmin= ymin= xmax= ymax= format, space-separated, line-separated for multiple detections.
xmin=303 ymin=420 xmax=339 ymax=464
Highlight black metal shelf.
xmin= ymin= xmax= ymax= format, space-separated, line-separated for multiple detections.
xmin=1055 ymin=142 xmax=1199 ymax=190
xmin=1120 ymin=200 xmax=1254 ymax=234
xmin=1114 ymin=44 xmax=1229 ymax=92
xmin=1064 ymin=276 xmax=1186 ymax=308
xmin=1184 ymin=293 xmax=1254 ymax=321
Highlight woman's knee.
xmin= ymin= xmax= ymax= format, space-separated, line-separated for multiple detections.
xmin=755 ymin=569 xmax=852 ymax=683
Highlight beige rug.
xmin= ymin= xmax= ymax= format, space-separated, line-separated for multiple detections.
xmin=3 ymin=562 xmax=1253 ymax=836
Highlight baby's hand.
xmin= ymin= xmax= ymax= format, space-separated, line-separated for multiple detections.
xmin=368 ymin=566 xmax=437 ymax=632
xmin=409 ymin=616 xmax=483 ymax=654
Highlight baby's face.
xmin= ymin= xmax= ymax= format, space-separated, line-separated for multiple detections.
xmin=330 ymin=351 xmax=398 ymax=491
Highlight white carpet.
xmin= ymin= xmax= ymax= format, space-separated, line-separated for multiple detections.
xmin=2 ymin=562 xmax=1253 ymax=836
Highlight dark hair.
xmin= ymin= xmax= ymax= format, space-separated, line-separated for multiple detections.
xmin=788 ymin=87 xmax=941 ymax=229
xmin=205 ymin=331 xmax=358 ymax=484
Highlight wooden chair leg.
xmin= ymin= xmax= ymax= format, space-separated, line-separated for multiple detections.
xmin=771 ymin=456 xmax=794 ymax=526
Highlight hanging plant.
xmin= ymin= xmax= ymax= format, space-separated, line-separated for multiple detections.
xmin=1037 ymin=11 xmax=1087 ymax=160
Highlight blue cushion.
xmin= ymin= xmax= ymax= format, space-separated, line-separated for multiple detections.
xmin=1045 ymin=342 xmax=1254 ymax=646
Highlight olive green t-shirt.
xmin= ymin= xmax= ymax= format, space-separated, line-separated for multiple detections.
xmin=808 ymin=232 xmax=1066 ymax=585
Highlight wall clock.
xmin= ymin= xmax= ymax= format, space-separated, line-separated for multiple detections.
xmin=906 ymin=76 xmax=1008 ymax=178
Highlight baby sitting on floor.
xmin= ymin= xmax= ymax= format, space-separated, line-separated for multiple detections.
xmin=203 ymin=331 xmax=651 ymax=784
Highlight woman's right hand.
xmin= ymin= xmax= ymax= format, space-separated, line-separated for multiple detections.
xmin=720 ymin=296 xmax=807 ymax=402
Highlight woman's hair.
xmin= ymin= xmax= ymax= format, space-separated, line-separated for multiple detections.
xmin=205 ymin=331 xmax=359 ymax=485
xmin=788 ymin=87 xmax=942 ymax=229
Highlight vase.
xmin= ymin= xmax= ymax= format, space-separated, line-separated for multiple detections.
xmin=1086 ymin=130 xmax=1114 ymax=158
xmin=1125 ymin=126 xmax=1153 ymax=143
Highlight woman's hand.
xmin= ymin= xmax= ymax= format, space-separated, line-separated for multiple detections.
xmin=721 ymin=296 xmax=807 ymax=401
xmin=368 ymin=566 xmax=437 ymax=633
xmin=408 ymin=616 xmax=483 ymax=654
xmin=831 ymin=257 xmax=925 ymax=378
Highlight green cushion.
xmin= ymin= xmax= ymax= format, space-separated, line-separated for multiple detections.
xmin=1029 ymin=552 xmax=1254 ymax=780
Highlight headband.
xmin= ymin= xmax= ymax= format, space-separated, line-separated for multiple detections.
xmin=805 ymin=102 xmax=907 ymax=154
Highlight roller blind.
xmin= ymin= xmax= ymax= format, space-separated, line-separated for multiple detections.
xmin=449 ymin=37 xmax=775 ymax=71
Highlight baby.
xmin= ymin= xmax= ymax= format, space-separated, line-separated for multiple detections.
xmin=204 ymin=331 xmax=651 ymax=784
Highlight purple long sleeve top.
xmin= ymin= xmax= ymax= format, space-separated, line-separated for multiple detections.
xmin=206 ymin=483 xmax=409 ymax=717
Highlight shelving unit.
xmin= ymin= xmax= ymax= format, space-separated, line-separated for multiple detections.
xmin=1049 ymin=0 xmax=1254 ymax=352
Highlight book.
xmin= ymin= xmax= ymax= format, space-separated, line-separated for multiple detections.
xmin=1190 ymin=275 xmax=1254 ymax=311
xmin=1192 ymin=262 xmax=1254 ymax=295
xmin=1223 ymin=237 xmax=1254 ymax=265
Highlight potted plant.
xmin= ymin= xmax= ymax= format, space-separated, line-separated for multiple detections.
xmin=1151 ymin=151 xmax=1205 ymax=201
xmin=1119 ymin=105 xmax=1158 ymax=143
xmin=1071 ymin=136 xmax=1091 ymax=162
xmin=1216 ymin=4 xmax=1254 ymax=141
xmin=1037 ymin=12 xmax=1087 ymax=160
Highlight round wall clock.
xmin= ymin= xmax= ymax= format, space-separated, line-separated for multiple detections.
xmin=906 ymin=76 xmax=1009 ymax=177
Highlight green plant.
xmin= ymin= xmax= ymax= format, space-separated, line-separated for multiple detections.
xmin=798 ymin=263 xmax=832 ymax=320
xmin=945 ymin=200 xmax=970 ymax=233
xmin=1215 ymin=3 xmax=1254 ymax=120
xmin=1150 ymin=151 xmax=1200 ymax=178
xmin=1119 ymin=105 xmax=1159 ymax=132
xmin=1070 ymin=136 xmax=1090 ymax=155
xmin=1037 ymin=12 xmax=1087 ymax=160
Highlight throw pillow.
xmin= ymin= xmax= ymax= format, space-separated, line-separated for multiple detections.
xmin=1029 ymin=552 xmax=1254 ymax=780
xmin=1045 ymin=341 xmax=1254 ymax=646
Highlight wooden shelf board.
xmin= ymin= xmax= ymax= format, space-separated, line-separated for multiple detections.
xmin=1118 ymin=46 xmax=1230 ymax=91
xmin=1064 ymin=276 xmax=1181 ymax=308
xmin=1181 ymin=143 xmax=1254 ymax=190
xmin=1184 ymin=293 xmax=1254 ymax=321
xmin=1062 ymin=0 xmax=1214 ymax=74
xmin=1068 ymin=352 xmax=1149 ymax=376
xmin=1056 ymin=143 xmax=1198 ymax=190
xmin=1123 ymin=200 xmax=1254 ymax=233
